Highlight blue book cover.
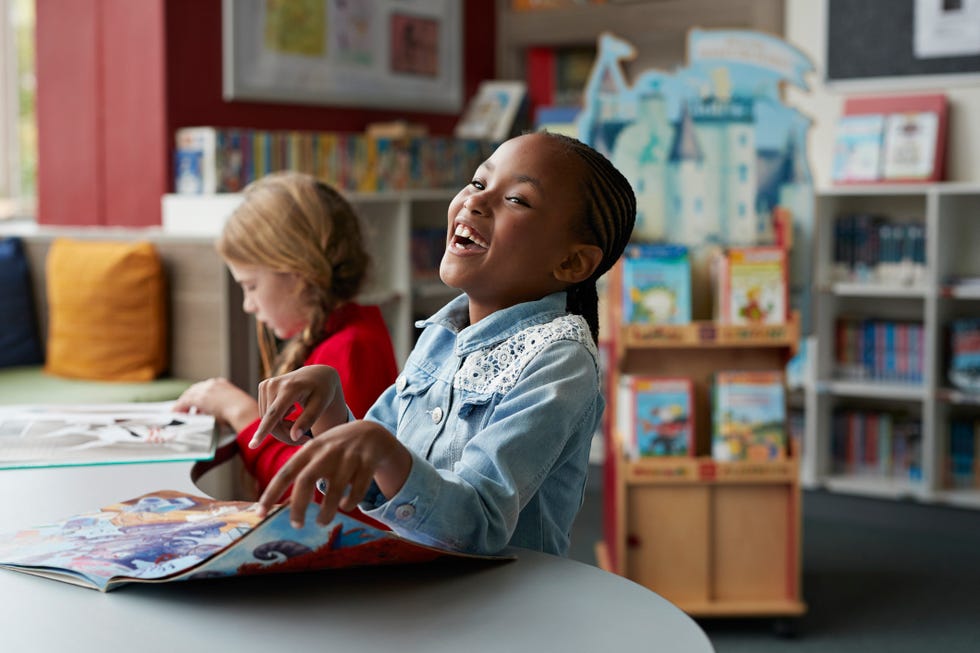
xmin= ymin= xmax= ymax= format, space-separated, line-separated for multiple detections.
xmin=621 ymin=244 xmax=692 ymax=324
xmin=627 ymin=377 xmax=694 ymax=457
xmin=831 ymin=114 xmax=884 ymax=183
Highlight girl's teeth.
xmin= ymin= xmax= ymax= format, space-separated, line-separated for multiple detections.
xmin=454 ymin=224 xmax=488 ymax=248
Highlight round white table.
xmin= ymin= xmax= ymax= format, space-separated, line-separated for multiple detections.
xmin=0 ymin=463 xmax=714 ymax=653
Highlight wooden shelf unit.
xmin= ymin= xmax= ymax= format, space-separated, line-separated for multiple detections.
xmin=600 ymin=297 xmax=806 ymax=618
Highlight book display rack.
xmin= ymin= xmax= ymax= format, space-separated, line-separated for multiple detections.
xmin=599 ymin=262 xmax=806 ymax=623
xmin=806 ymin=183 xmax=980 ymax=509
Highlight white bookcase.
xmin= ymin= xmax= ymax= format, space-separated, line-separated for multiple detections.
xmin=805 ymin=182 xmax=980 ymax=509
xmin=162 ymin=190 xmax=459 ymax=370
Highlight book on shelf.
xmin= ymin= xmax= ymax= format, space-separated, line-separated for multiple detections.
xmin=948 ymin=418 xmax=980 ymax=489
xmin=0 ymin=490 xmax=506 ymax=593
xmin=837 ymin=93 xmax=947 ymax=183
xmin=834 ymin=318 xmax=923 ymax=384
xmin=0 ymin=403 xmax=216 ymax=470
xmin=832 ymin=409 xmax=922 ymax=481
xmin=831 ymin=114 xmax=885 ymax=183
xmin=881 ymin=111 xmax=940 ymax=182
xmin=617 ymin=376 xmax=695 ymax=458
xmin=621 ymin=243 xmax=692 ymax=325
xmin=713 ymin=246 xmax=788 ymax=325
xmin=173 ymin=127 xmax=491 ymax=195
xmin=454 ymin=80 xmax=528 ymax=143
xmin=949 ymin=318 xmax=980 ymax=393
xmin=711 ymin=370 xmax=787 ymax=462
xmin=832 ymin=214 xmax=926 ymax=285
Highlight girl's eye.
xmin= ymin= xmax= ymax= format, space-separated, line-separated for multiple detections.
xmin=507 ymin=196 xmax=530 ymax=207
xmin=469 ymin=179 xmax=485 ymax=190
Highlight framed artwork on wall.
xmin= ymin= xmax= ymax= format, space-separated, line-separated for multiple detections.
xmin=222 ymin=0 xmax=463 ymax=113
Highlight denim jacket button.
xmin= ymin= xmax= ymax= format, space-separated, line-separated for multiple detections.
xmin=430 ymin=406 xmax=444 ymax=424
xmin=394 ymin=504 xmax=415 ymax=520
xmin=396 ymin=376 xmax=407 ymax=392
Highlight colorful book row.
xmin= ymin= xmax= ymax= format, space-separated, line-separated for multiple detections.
xmin=831 ymin=409 xmax=922 ymax=481
xmin=835 ymin=318 xmax=924 ymax=384
xmin=174 ymin=127 xmax=494 ymax=195
xmin=618 ymin=370 xmax=787 ymax=462
xmin=620 ymin=243 xmax=788 ymax=327
xmin=832 ymin=214 xmax=926 ymax=285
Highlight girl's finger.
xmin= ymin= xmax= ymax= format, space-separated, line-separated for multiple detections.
xmin=251 ymin=394 xmax=297 ymax=448
xmin=341 ymin=469 xmax=374 ymax=512
xmin=256 ymin=445 xmax=310 ymax=514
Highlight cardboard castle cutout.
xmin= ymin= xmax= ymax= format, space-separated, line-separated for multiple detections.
xmin=576 ymin=30 xmax=814 ymax=328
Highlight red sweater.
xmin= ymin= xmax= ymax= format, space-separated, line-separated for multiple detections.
xmin=235 ymin=303 xmax=398 ymax=496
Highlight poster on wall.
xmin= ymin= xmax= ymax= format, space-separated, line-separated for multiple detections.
xmin=222 ymin=0 xmax=462 ymax=112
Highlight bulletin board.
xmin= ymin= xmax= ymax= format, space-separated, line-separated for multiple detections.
xmin=222 ymin=0 xmax=462 ymax=112
xmin=826 ymin=0 xmax=980 ymax=84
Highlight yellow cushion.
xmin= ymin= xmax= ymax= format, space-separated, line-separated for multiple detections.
xmin=45 ymin=238 xmax=167 ymax=381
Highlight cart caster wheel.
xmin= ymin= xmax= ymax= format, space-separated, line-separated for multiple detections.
xmin=772 ymin=617 xmax=798 ymax=638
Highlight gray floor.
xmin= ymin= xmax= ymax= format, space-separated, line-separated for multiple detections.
xmin=569 ymin=465 xmax=980 ymax=652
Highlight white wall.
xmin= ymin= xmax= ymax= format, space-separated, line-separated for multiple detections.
xmin=784 ymin=0 xmax=980 ymax=188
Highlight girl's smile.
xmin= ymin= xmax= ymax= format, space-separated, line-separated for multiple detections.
xmin=449 ymin=220 xmax=490 ymax=253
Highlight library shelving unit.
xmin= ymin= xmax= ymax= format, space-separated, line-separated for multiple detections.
xmin=161 ymin=190 xmax=458 ymax=375
xmin=805 ymin=182 xmax=980 ymax=510
xmin=598 ymin=264 xmax=807 ymax=623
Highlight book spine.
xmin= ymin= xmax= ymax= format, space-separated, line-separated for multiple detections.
xmin=173 ymin=127 xmax=217 ymax=194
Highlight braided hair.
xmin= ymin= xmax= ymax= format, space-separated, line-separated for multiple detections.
xmin=217 ymin=171 xmax=370 ymax=378
xmin=541 ymin=132 xmax=636 ymax=343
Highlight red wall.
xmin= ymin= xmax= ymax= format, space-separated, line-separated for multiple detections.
xmin=37 ymin=0 xmax=496 ymax=227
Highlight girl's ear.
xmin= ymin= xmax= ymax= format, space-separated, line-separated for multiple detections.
xmin=554 ymin=244 xmax=603 ymax=285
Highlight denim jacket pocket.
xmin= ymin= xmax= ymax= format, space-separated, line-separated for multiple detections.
xmin=395 ymin=367 xmax=438 ymax=420
xmin=456 ymin=390 xmax=493 ymax=423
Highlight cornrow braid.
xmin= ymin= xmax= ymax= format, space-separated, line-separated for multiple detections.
xmin=542 ymin=132 xmax=636 ymax=343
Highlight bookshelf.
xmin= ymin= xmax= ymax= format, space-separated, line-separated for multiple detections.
xmin=495 ymin=0 xmax=784 ymax=80
xmin=598 ymin=260 xmax=806 ymax=621
xmin=805 ymin=183 xmax=980 ymax=510
xmin=161 ymin=190 xmax=459 ymax=373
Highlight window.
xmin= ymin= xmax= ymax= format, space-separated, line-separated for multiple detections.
xmin=0 ymin=0 xmax=36 ymax=221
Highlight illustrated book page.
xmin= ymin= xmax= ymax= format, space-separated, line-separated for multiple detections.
xmin=712 ymin=370 xmax=787 ymax=462
xmin=0 ymin=490 xmax=509 ymax=592
xmin=831 ymin=113 xmax=885 ymax=183
xmin=0 ymin=403 xmax=216 ymax=470
xmin=618 ymin=376 xmax=695 ymax=458
xmin=621 ymin=243 xmax=692 ymax=325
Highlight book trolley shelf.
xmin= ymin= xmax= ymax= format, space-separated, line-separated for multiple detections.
xmin=598 ymin=262 xmax=806 ymax=623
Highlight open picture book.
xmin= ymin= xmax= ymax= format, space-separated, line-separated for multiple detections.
xmin=0 ymin=403 xmax=217 ymax=469
xmin=0 ymin=490 xmax=506 ymax=592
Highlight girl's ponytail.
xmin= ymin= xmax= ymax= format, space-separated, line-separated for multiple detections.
xmin=543 ymin=133 xmax=636 ymax=343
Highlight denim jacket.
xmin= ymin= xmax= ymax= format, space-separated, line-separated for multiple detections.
xmin=359 ymin=291 xmax=602 ymax=556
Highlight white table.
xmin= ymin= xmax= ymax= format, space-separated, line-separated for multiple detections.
xmin=0 ymin=463 xmax=714 ymax=653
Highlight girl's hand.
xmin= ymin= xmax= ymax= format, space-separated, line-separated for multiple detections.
xmin=255 ymin=420 xmax=412 ymax=527
xmin=173 ymin=378 xmax=258 ymax=433
xmin=251 ymin=365 xmax=349 ymax=448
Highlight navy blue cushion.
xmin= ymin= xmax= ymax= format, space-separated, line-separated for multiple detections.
xmin=0 ymin=237 xmax=43 ymax=367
